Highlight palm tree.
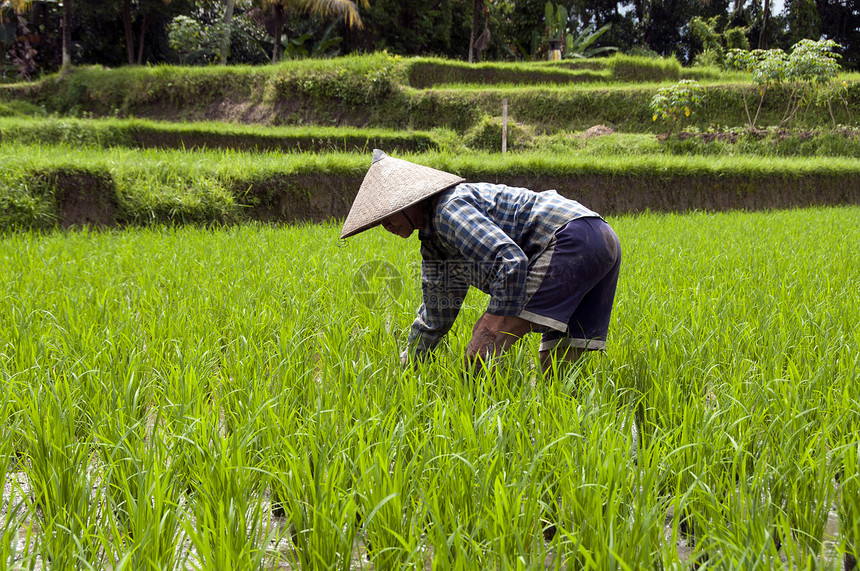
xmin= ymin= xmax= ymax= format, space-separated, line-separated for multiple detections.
xmin=5 ymin=0 xmax=70 ymax=70
xmin=257 ymin=0 xmax=367 ymax=62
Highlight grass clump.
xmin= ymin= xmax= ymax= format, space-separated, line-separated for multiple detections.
xmin=463 ymin=115 xmax=535 ymax=151
xmin=0 ymin=171 xmax=57 ymax=230
xmin=661 ymin=128 xmax=860 ymax=157
xmin=607 ymin=53 xmax=682 ymax=82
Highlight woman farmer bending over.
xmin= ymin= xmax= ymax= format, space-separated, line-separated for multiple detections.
xmin=340 ymin=150 xmax=621 ymax=372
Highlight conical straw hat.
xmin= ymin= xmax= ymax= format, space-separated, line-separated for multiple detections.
xmin=340 ymin=149 xmax=465 ymax=239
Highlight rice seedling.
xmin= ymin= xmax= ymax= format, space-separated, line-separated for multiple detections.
xmin=98 ymin=419 xmax=187 ymax=571
xmin=0 ymin=390 xmax=31 ymax=570
xmin=19 ymin=379 xmax=106 ymax=569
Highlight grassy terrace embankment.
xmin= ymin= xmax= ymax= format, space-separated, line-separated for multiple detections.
xmin=2 ymin=54 xmax=857 ymax=133
xmin=5 ymin=117 xmax=860 ymax=156
xmin=2 ymin=53 xmax=859 ymax=229
xmin=3 ymin=142 xmax=860 ymax=229
xmin=0 ymin=117 xmax=439 ymax=153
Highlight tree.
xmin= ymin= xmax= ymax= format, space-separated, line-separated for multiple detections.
xmin=468 ymin=0 xmax=489 ymax=62
xmin=256 ymin=0 xmax=366 ymax=62
xmin=641 ymin=0 xmax=701 ymax=60
xmin=786 ymin=0 xmax=820 ymax=45
xmin=758 ymin=0 xmax=769 ymax=48
xmin=816 ymin=0 xmax=860 ymax=70
xmin=121 ymin=0 xmax=177 ymax=65
xmin=220 ymin=0 xmax=234 ymax=63
xmin=61 ymin=0 xmax=70 ymax=67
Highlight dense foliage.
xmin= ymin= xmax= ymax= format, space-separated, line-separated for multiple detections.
xmin=1 ymin=0 xmax=858 ymax=81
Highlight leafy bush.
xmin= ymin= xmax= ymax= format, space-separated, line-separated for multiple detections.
xmin=167 ymin=16 xmax=207 ymax=65
xmin=650 ymin=80 xmax=705 ymax=132
xmin=689 ymin=16 xmax=749 ymax=67
xmin=726 ymin=39 xmax=843 ymax=128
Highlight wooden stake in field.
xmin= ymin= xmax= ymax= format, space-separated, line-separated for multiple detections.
xmin=502 ymin=98 xmax=508 ymax=154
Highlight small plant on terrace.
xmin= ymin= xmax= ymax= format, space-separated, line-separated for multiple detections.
xmin=650 ymin=79 xmax=705 ymax=135
xmin=725 ymin=47 xmax=787 ymax=129
xmin=785 ymin=39 xmax=844 ymax=127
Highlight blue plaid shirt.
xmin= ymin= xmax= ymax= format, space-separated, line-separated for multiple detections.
xmin=406 ymin=182 xmax=600 ymax=357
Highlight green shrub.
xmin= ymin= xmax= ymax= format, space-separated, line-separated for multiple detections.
xmin=167 ymin=15 xmax=208 ymax=65
xmin=463 ymin=115 xmax=535 ymax=152
xmin=726 ymin=39 xmax=845 ymax=129
xmin=651 ymin=80 xmax=706 ymax=132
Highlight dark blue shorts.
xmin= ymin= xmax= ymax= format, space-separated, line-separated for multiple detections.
xmin=518 ymin=217 xmax=621 ymax=352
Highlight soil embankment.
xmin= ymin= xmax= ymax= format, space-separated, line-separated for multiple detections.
xmin=49 ymin=170 xmax=860 ymax=229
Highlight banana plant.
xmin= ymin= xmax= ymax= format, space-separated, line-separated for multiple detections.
xmin=565 ymin=23 xmax=618 ymax=58
xmin=544 ymin=2 xmax=568 ymax=51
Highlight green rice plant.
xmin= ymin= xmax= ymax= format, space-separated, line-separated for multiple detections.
xmin=6 ymin=140 xmax=860 ymax=231
xmin=551 ymin=386 xmax=661 ymax=569
xmin=99 ymin=421 xmax=187 ymax=571
xmin=772 ymin=389 xmax=840 ymax=567
xmin=421 ymin=401 xmax=500 ymax=568
xmin=0 ymin=205 xmax=858 ymax=569
xmin=0 ymin=116 xmax=440 ymax=153
xmin=355 ymin=441 xmax=428 ymax=569
xmin=350 ymin=388 xmax=437 ymax=567
xmin=686 ymin=449 xmax=784 ymax=569
xmin=269 ymin=434 xmax=359 ymax=570
xmin=92 ymin=364 xmax=180 ymax=570
xmin=0 ymin=392 xmax=33 ymax=569
xmin=607 ymin=53 xmax=682 ymax=82
xmin=182 ymin=406 xmax=274 ymax=570
xmin=840 ymin=439 xmax=859 ymax=571
xmin=20 ymin=380 xmax=106 ymax=569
